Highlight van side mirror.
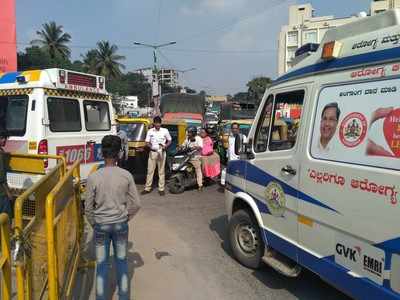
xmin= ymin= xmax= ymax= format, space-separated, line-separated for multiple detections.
xmin=234 ymin=135 xmax=254 ymax=160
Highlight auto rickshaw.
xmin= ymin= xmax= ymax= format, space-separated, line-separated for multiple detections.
xmin=162 ymin=119 xmax=187 ymax=155
xmin=117 ymin=117 xmax=151 ymax=182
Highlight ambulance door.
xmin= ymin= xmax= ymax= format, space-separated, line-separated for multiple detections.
xmin=249 ymin=89 xmax=305 ymax=261
xmin=81 ymin=99 xmax=112 ymax=179
xmin=45 ymin=96 xmax=85 ymax=169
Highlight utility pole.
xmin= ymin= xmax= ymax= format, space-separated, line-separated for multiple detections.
xmin=133 ymin=41 xmax=176 ymax=116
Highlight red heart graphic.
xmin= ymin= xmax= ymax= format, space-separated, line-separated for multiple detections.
xmin=383 ymin=108 xmax=400 ymax=157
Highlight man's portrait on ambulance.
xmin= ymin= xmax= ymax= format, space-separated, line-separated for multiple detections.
xmin=315 ymin=102 xmax=341 ymax=155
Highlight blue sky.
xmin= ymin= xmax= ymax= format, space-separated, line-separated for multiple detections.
xmin=16 ymin=0 xmax=371 ymax=95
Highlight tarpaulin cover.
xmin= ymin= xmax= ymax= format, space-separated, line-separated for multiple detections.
xmin=160 ymin=93 xmax=205 ymax=116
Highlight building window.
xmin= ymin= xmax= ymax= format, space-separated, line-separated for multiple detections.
xmin=287 ymin=31 xmax=298 ymax=46
xmin=304 ymin=30 xmax=318 ymax=44
xmin=287 ymin=47 xmax=297 ymax=61
xmin=375 ymin=9 xmax=386 ymax=14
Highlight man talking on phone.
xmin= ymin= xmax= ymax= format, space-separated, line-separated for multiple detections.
xmin=141 ymin=116 xmax=172 ymax=196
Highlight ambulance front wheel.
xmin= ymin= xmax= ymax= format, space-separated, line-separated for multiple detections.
xmin=229 ymin=209 xmax=264 ymax=269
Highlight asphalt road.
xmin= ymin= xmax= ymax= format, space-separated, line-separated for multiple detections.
xmin=76 ymin=183 xmax=351 ymax=300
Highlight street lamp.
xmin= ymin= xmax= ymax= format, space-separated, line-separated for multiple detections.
xmin=133 ymin=41 xmax=176 ymax=116
xmin=176 ymin=68 xmax=196 ymax=93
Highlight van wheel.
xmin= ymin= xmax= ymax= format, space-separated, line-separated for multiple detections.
xmin=168 ymin=174 xmax=185 ymax=194
xmin=229 ymin=209 xmax=264 ymax=269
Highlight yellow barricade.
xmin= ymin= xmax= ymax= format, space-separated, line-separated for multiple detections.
xmin=0 ymin=213 xmax=11 ymax=300
xmin=12 ymin=155 xmax=66 ymax=300
xmin=46 ymin=159 xmax=82 ymax=300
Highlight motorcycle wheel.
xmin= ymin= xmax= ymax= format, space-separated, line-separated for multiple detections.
xmin=168 ymin=174 xmax=186 ymax=194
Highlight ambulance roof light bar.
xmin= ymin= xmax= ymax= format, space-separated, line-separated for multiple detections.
xmin=321 ymin=41 xmax=342 ymax=60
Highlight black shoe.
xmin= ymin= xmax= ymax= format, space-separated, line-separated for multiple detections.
xmin=159 ymin=190 xmax=165 ymax=196
xmin=141 ymin=190 xmax=151 ymax=195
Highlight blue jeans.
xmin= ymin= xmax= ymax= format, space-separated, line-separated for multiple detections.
xmin=0 ymin=195 xmax=12 ymax=219
xmin=94 ymin=221 xmax=129 ymax=300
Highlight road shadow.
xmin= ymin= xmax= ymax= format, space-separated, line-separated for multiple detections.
xmin=72 ymin=222 xmax=144 ymax=300
xmin=209 ymin=214 xmax=233 ymax=257
xmin=209 ymin=215 xmax=350 ymax=300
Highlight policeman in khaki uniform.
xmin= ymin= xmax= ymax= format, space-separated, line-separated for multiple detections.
xmin=141 ymin=116 xmax=172 ymax=196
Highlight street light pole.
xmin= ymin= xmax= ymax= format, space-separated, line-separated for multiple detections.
xmin=176 ymin=68 xmax=196 ymax=93
xmin=133 ymin=41 xmax=176 ymax=116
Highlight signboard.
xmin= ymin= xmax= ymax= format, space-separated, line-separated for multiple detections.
xmin=56 ymin=144 xmax=103 ymax=165
xmin=311 ymin=78 xmax=400 ymax=171
xmin=0 ymin=0 xmax=17 ymax=72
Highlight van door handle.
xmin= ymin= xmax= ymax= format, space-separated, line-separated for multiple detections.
xmin=281 ymin=165 xmax=296 ymax=176
xmin=87 ymin=140 xmax=96 ymax=145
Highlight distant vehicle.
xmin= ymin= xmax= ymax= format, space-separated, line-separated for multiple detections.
xmin=161 ymin=92 xmax=205 ymax=127
xmin=225 ymin=10 xmax=400 ymax=300
xmin=0 ymin=68 xmax=114 ymax=183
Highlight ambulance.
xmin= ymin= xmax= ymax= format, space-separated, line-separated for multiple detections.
xmin=225 ymin=10 xmax=400 ymax=299
xmin=0 ymin=68 xmax=115 ymax=187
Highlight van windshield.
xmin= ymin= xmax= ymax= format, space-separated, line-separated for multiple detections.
xmin=0 ymin=95 xmax=29 ymax=136
xmin=119 ymin=123 xmax=147 ymax=141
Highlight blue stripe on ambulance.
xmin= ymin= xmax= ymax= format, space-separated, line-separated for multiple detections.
xmin=274 ymin=46 xmax=400 ymax=84
xmin=0 ymin=72 xmax=21 ymax=84
xmin=227 ymin=160 xmax=339 ymax=213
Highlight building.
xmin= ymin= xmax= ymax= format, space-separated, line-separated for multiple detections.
xmin=370 ymin=0 xmax=400 ymax=15
xmin=135 ymin=68 xmax=179 ymax=88
xmin=278 ymin=1 xmax=400 ymax=75
xmin=120 ymin=96 xmax=138 ymax=116
xmin=278 ymin=4 xmax=360 ymax=75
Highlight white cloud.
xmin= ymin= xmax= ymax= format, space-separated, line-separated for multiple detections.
xmin=181 ymin=0 xmax=247 ymax=15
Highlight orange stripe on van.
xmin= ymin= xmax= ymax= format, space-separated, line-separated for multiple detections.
xmin=298 ymin=215 xmax=314 ymax=227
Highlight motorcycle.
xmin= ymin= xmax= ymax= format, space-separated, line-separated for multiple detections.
xmin=167 ymin=147 xmax=198 ymax=194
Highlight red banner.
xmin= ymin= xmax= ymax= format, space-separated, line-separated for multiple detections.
xmin=0 ymin=0 xmax=17 ymax=72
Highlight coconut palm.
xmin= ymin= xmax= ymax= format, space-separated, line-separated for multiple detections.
xmin=81 ymin=49 xmax=98 ymax=74
xmin=32 ymin=21 xmax=71 ymax=59
xmin=94 ymin=41 xmax=125 ymax=79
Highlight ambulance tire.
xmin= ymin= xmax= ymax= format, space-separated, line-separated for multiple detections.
xmin=229 ymin=209 xmax=264 ymax=269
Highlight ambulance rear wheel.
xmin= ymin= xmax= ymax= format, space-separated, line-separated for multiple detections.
xmin=229 ymin=209 xmax=264 ymax=269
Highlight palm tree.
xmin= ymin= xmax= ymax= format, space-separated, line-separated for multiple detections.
xmin=81 ymin=49 xmax=98 ymax=74
xmin=94 ymin=41 xmax=125 ymax=79
xmin=32 ymin=22 xmax=71 ymax=60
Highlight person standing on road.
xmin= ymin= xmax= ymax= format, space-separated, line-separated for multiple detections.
xmin=85 ymin=135 xmax=141 ymax=300
xmin=142 ymin=116 xmax=172 ymax=196
xmin=117 ymin=124 xmax=129 ymax=168
xmin=228 ymin=122 xmax=247 ymax=161
xmin=180 ymin=127 xmax=204 ymax=191
xmin=0 ymin=128 xmax=12 ymax=219
xmin=199 ymin=128 xmax=220 ymax=179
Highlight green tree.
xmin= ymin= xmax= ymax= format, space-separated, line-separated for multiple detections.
xmin=81 ymin=49 xmax=98 ymax=74
xmin=93 ymin=41 xmax=125 ymax=79
xmin=32 ymin=21 xmax=72 ymax=59
xmin=18 ymin=46 xmax=72 ymax=70
xmin=246 ymin=76 xmax=272 ymax=105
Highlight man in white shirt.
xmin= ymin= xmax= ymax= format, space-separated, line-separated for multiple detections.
xmin=228 ymin=122 xmax=247 ymax=161
xmin=142 ymin=116 xmax=172 ymax=196
xmin=181 ymin=127 xmax=203 ymax=191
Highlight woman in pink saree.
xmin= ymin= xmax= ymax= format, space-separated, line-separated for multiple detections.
xmin=200 ymin=128 xmax=220 ymax=179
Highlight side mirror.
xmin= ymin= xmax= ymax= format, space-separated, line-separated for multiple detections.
xmin=234 ymin=135 xmax=254 ymax=159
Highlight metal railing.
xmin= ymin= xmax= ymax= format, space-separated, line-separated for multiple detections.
xmin=0 ymin=213 xmax=11 ymax=300
xmin=46 ymin=159 xmax=82 ymax=300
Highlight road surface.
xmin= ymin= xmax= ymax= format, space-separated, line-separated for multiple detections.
xmin=75 ymin=184 xmax=350 ymax=300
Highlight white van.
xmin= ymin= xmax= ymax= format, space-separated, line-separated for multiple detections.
xmin=0 ymin=68 xmax=115 ymax=186
xmin=225 ymin=10 xmax=400 ymax=299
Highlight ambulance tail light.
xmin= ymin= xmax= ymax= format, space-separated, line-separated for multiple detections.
xmin=321 ymin=41 xmax=342 ymax=60
xmin=38 ymin=139 xmax=48 ymax=168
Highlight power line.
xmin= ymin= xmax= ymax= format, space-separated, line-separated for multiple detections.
xmin=175 ymin=0 xmax=291 ymax=44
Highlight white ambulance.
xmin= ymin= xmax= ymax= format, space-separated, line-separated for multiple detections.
xmin=226 ymin=10 xmax=400 ymax=299
xmin=0 ymin=68 xmax=115 ymax=186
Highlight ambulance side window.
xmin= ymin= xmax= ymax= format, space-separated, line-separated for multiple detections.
xmin=47 ymin=98 xmax=81 ymax=132
xmin=254 ymin=95 xmax=274 ymax=153
xmin=268 ymin=90 xmax=304 ymax=151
